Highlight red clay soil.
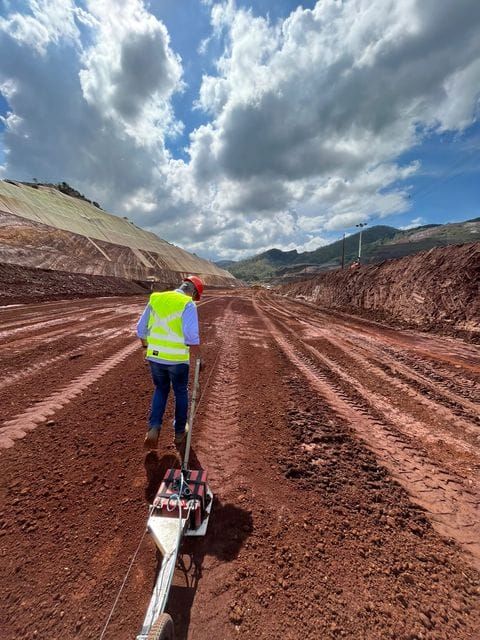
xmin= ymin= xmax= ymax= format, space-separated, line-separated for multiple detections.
xmin=278 ymin=242 xmax=480 ymax=341
xmin=0 ymin=262 xmax=148 ymax=305
xmin=0 ymin=292 xmax=479 ymax=639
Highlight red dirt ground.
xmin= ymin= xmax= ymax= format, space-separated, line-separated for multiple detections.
xmin=0 ymin=291 xmax=479 ymax=639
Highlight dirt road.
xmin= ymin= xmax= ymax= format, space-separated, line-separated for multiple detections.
xmin=1 ymin=291 xmax=479 ymax=640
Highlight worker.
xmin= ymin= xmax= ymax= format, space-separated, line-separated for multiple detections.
xmin=350 ymin=258 xmax=360 ymax=271
xmin=136 ymin=276 xmax=204 ymax=450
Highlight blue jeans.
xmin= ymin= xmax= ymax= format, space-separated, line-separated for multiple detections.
xmin=148 ymin=361 xmax=189 ymax=433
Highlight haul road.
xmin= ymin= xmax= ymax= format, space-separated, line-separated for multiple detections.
xmin=0 ymin=291 xmax=479 ymax=639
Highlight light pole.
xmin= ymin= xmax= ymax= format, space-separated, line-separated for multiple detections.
xmin=355 ymin=222 xmax=367 ymax=263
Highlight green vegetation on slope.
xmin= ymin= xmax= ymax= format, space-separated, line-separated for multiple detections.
xmin=227 ymin=218 xmax=480 ymax=282
xmin=12 ymin=180 xmax=104 ymax=209
xmin=294 ymin=225 xmax=399 ymax=266
xmin=229 ymin=226 xmax=398 ymax=281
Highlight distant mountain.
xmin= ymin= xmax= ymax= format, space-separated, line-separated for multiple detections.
xmin=228 ymin=218 xmax=480 ymax=282
xmin=370 ymin=218 xmax=480 ymax=262
xmin=214 ymin=259 xmax=236 ymax=269
xmin=293 ymin=225 xmax=399 ymax=266
xmin=229 ymin=225 xmax=397 ymax=281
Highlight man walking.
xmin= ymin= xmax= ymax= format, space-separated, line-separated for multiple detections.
xmin=136 ymin=276 xmax=204 ymax=450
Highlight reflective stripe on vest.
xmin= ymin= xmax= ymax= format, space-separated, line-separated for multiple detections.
xmin=146 ymin=291 xmax=191 ymax=362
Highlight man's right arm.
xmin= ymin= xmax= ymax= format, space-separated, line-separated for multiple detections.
xmin=136 ymin=304 xmax=151 ymax=348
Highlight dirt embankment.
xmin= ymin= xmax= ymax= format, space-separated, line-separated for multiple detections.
xmin=278 ymin=243 xmax=480 ymax=339
xmin=0 ymin=183 xmax=236 ymax=286
xmin=0 ymin=262 xmax=149 ymax=305
xmin=0 ymin=210 xmax=234 ymax=287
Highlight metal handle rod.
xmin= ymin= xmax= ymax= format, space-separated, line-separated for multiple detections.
xmin=182 ymin=358 xmax=201 ymax=471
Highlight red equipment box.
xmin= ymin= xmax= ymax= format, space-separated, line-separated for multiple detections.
xmin=154 ymin=468 xmax=209 ymax=530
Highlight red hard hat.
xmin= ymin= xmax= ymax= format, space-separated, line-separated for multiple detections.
xmin=184 ymin=275 xmax=204 ymax=300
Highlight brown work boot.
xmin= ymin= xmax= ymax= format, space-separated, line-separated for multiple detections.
xmin=144 ymin=428 xmax=159 ymax=450
xmin=174 ymin=425 xmax=189 ymax=447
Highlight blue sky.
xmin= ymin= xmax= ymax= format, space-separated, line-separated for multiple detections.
xmin=151 ymin=0 xmax=213 ymax=158
xmin=0 ymin=0 xmax=479 ymax=260
xmin=383 ymin=121 xmax=480 ymax=229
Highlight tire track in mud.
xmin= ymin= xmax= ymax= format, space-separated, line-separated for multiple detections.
xmin=0 ymin=298 xmax=137 ymax=336
xmin=318 ymin=323 xmax=480 ymax=420
xmin=328 ymin=326 xmax=479 ymax=419
xmin=288 ymin=295 xmax=480 ymax=373
xmin=0 ymin=326 xmax=132 ymax=395
xmin=0 ymin=295 xmax=132 ymax=321
xmin=0 ymin=340 xmax=139 ymax=450
xmin=296 ymin=325 xmax=480 ymax=451
xmin=262 ymin=296 xmax=480 ymax=471
xmin=0 ymin=305 xmax=122 ymax=339
xmin=255 ymin=299 xmax=480 ymax=569
xmin=0 ymin=301 xmax=145 ymax=425
xmin=0 ymin=314 xmax=83 ymax=340
xmin=353 ymin=344 xmax=480 ymax=424
xmin=301 ymin=328 xmax=479 ymax=467
xmin=264 ymin=296 xmax=480 ymax=424
xmin=0 ymin=312 xmax=143 ymax=392
xmin=1 ymin=305 xmax=141 ymax=353
xmin=273 ymin=293 xmax=480 ymax=372
xmin=194 ymin=304 xmax=242 ymax=489
xmin=381 ymin=345 xmax=480 ymax=404
xmin=260 ymin=298 xmax=480 ymax=479
xmin=0 ymin=299 xmax=214 ymax=419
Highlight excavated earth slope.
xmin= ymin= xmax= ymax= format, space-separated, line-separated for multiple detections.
xmin=0 ymin=262 xmax=147 ymax=305
xmin=278 ymin=243 xmax=480 ymax=339
xmin=0 ymin=180 xmax=235 ymax=286
xmin=0 ymin=291 xmax=479 ymax=639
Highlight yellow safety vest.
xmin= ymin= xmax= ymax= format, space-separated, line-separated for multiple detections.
xmin=146 ymin=291 xmax=191 ymax=363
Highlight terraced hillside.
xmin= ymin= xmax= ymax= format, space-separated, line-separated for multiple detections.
xmin=0 ymin=180 xmax=235 ymax=287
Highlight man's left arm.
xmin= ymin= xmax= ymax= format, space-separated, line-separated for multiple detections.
xmin=182 ymin=303 xmax=202 ymax=362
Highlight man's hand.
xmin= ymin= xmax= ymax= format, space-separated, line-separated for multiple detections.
xmin=188 ymin=344 xmax=203 ymax=371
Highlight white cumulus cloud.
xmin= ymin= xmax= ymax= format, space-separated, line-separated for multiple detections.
xmin=79 ymin=0 xmax=184 ymax=144
xmin=0 ymin=0 xmax=81 ymax=53
xmin=0 ymin=0 xmax=479 ymax=260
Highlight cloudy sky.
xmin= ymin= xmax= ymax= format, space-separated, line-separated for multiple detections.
xmin=0 ymin=0 xmax=479 ymax=260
